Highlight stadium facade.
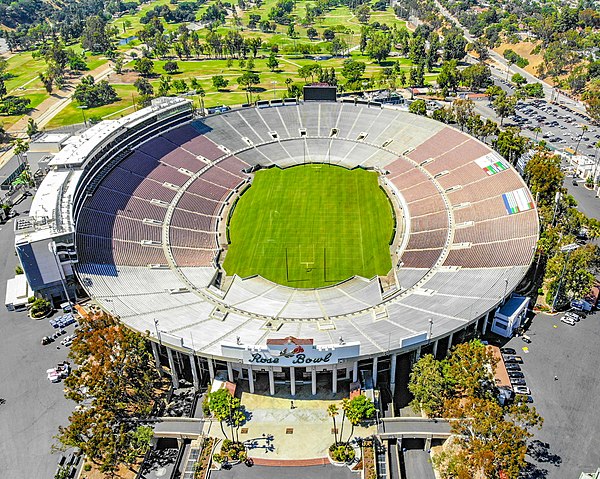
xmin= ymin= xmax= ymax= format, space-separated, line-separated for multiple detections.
xmin=15 ymin=96 xmax=539 ymax=396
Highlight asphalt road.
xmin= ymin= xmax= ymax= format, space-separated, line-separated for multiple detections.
xmin=210 ymin=464 xmax=357 ymax=479
xmin=0 ymin=196 xmax=75 ymax=478
xmin=404 ymin=450 xmax=435 ymax=479
xmin=501 ymin=312 xmax=600 ymax=478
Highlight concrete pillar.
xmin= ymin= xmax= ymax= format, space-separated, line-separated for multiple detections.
xmin=372 ymin=357 xmax=378 ymax=387
xmin=268 ymin=368 xmax=275 ymax=396
xmin=345 ymin=365 xmax=351 ymax=380
xmin=227 ymin=362 xmax=234 ymax=382
xmin=447 ymin=332 xmax=454 ymax=355
xmin=432 ymin=340 xmax=439 ymax=358
xmin=390 ymin=354 xmax=397 ymax=395
xmin=425 ymin=435 xmax=432 ymax=451
xmin=151 ymin=341 xmax=162 ymax=377
xmin=332 ymin=365 xmax=338 ymax=394
xmin=248 ymin=366 xmax=254 ymax=394
xmin=166 ymin=348 xmax=179 ymax=389
xmin=415 ymin=346 xmax=421 ymax=360
xmin=189 ymin=354 xmax=199 ymax=391
xmin=311 ymin=367 xmax=317 ymax=396
xmin=482 ymin=314 xmax=489 ymax=336
xmin=353 ymin=361 xmax=358 ymax=382
xmin=207 ymin=358 xmax=215 ymax=382
xmin=290 ymin=366 xmax=296 ymax=396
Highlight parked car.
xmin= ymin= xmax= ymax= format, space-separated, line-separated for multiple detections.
xmin=501 ymin=348 xmax=516 ymax=355
xmin=560 ymin=316 xmax=576 ymax=326
xmin=41 ymin=336 xmax=53 ymax=345
xmin=505 ymin=355 xmax=524 ymax=364
xmin=505 ymin=363 xmax=521 ymax=371
xmin=564 ymin=312 xmax=581 ymax=321
xmin=508 ymin=371 xmax=525 ymax=378
xmin=514 ymin=386 xmax=531 ymax=395
xmin=511 ymin=378 xmax=527 ymax=386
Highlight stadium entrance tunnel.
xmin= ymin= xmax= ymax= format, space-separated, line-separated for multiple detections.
xmin=221 ymin=164 xmax=397 ymax=289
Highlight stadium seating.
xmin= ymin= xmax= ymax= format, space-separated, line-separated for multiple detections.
xmin=75 ymin=102 xmax=538 ymax=357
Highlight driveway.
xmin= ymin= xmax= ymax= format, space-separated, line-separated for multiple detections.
xmin=210 ymin=463 xmax=358 ymax=479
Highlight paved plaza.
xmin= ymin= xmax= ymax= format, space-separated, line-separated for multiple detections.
xmin=210 ymin=463 xmax=358 ymax=479
xmin=204 ymin=388 xmax=375 ymax=462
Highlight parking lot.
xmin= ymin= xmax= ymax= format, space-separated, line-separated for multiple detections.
xmin=473 ymin=79 xmax=599 ymax=159
xmin=0 ymin=196 xmax=76 ymax=478
xmin=500 ymin=311 xmax=600 ymax=478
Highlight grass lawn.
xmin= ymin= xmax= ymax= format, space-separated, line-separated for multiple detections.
xmin=223 ymin=164 xmax=394 ymax=288
xmin=46 ymin=84 xmax=138 ymax=128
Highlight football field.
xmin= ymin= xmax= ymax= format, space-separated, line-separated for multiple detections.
xmin=222 ymin=164 xmax=395 ymax=288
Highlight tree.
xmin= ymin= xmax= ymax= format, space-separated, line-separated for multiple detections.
xmin=524 ymin=150 xmax=564 ymax=209
xmin=322 ymin=28 xmax=335 ymax=41
xmin=266 ymin=52 xmax=279 ymax=71
xmin=511 ymin=73 xmax=527 ymax=87
xmin=409 ymin=99 xmax=427 ymax=116
xmin=327 ymin=404 xmax=339 ymax=445
xmin=366 ymin=32 xmax=392 ymax=64
xmin=237 ymin=71 xmax=260 ymax=103
xmin=172 ymin=79 xmax=188 ymax=93
xmin=298 ymin=64 xmax=322 ymax=83
xmin=207 ymin=388 xmax=247 ymax=443
xmin=56 ymin=310 xmax=162 ymax=474
xmin=0 ymin=78 xmax=6 ymax=100
xmin=81 ymin=16 xmax=114 ymax=54
xmin=12 ymin=138 xmax=29 ymax=164
xmin=583 ymin=79 xmax=600 ymax=123
xmin=341 ymin=59 xmax=366 ymax=83
xmin=437 ymin=59 xmax=460 ymax=93
xmin=134 ymin=77 xmax=154 ymax=97
xmin=461 ymin=63 xmax=492 ymax=91
xmin=408 ymin=354 xmax=447 ymax=417
xmin=163 ymin=61 xmax=179 ymax=74
xmin=73 ymin=76 xmax=119 ymax=107
xmin=158 ymin=75 xmax=171 ymax=96
xmin=307 ymin=27 xmax=318 ymax=40
xmin=494 ymin=127 xmax=529 ymax=165
xmin=452 ymin=98 xmax=475 ymax=131
xmin=342 ymin=394 xmax=376 ymax=442
xmin=493 ymin=91 xmax=517 ymax=126
xmin=134 ymin=57 xmax=154 ymax=77
xmin=26 ymin=118 xmax=39 ymax=138
xmin=356 ymin=4 xmax=371 ymax=23
xmin=443 ymin=28 xmax=467 ymax=61
xmin=113 ymin=54 xmax=124 ymax=75
xmin=212 ymin=75 xmax=229 ymax=91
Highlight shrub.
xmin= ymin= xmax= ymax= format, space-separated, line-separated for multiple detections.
xmin=30 ymin=298 xmax=52 ymax=318
xmin=329 ymin=443 xmax=355 ymax=463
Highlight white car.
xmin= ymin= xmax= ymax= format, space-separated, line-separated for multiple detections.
xmin=514 ymin=386 xmax=531 ymax=395
xmin=560 ymin=316 xmax=576 ymax=326
xmin=564 ymin=312 xmax=580 ymax=321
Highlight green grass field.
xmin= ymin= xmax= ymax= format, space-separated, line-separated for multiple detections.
xmin=223 ymin=164 xmax=394 ymax=288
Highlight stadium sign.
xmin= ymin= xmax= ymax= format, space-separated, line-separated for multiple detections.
xmin=221 ymin=336 xmax=360 ymax=367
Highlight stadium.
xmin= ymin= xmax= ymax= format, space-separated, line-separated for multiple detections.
xmin=15 ymin=96 xmax=539 ymax=398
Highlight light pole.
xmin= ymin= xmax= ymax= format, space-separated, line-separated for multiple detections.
xmin=154 ymin=318 xmax=161 ymax=344
xmin=551 ymin=243 xmax=579 ymax=312
xmin=77 ymin=105 xmax=88 ymax=128
xmin=592 ymin=141 xmax=600 ymax=187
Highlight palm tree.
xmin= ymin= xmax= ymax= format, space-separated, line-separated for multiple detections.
xmin=574 ymin=125 xmax=588 ymax=155
xmin=533 ymin=126 xmax=542 ymax=142
xmin=328 ymin=404 xmax=339 ymax=445
xmin=12 ymin=138 xmax=29 ymax=166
